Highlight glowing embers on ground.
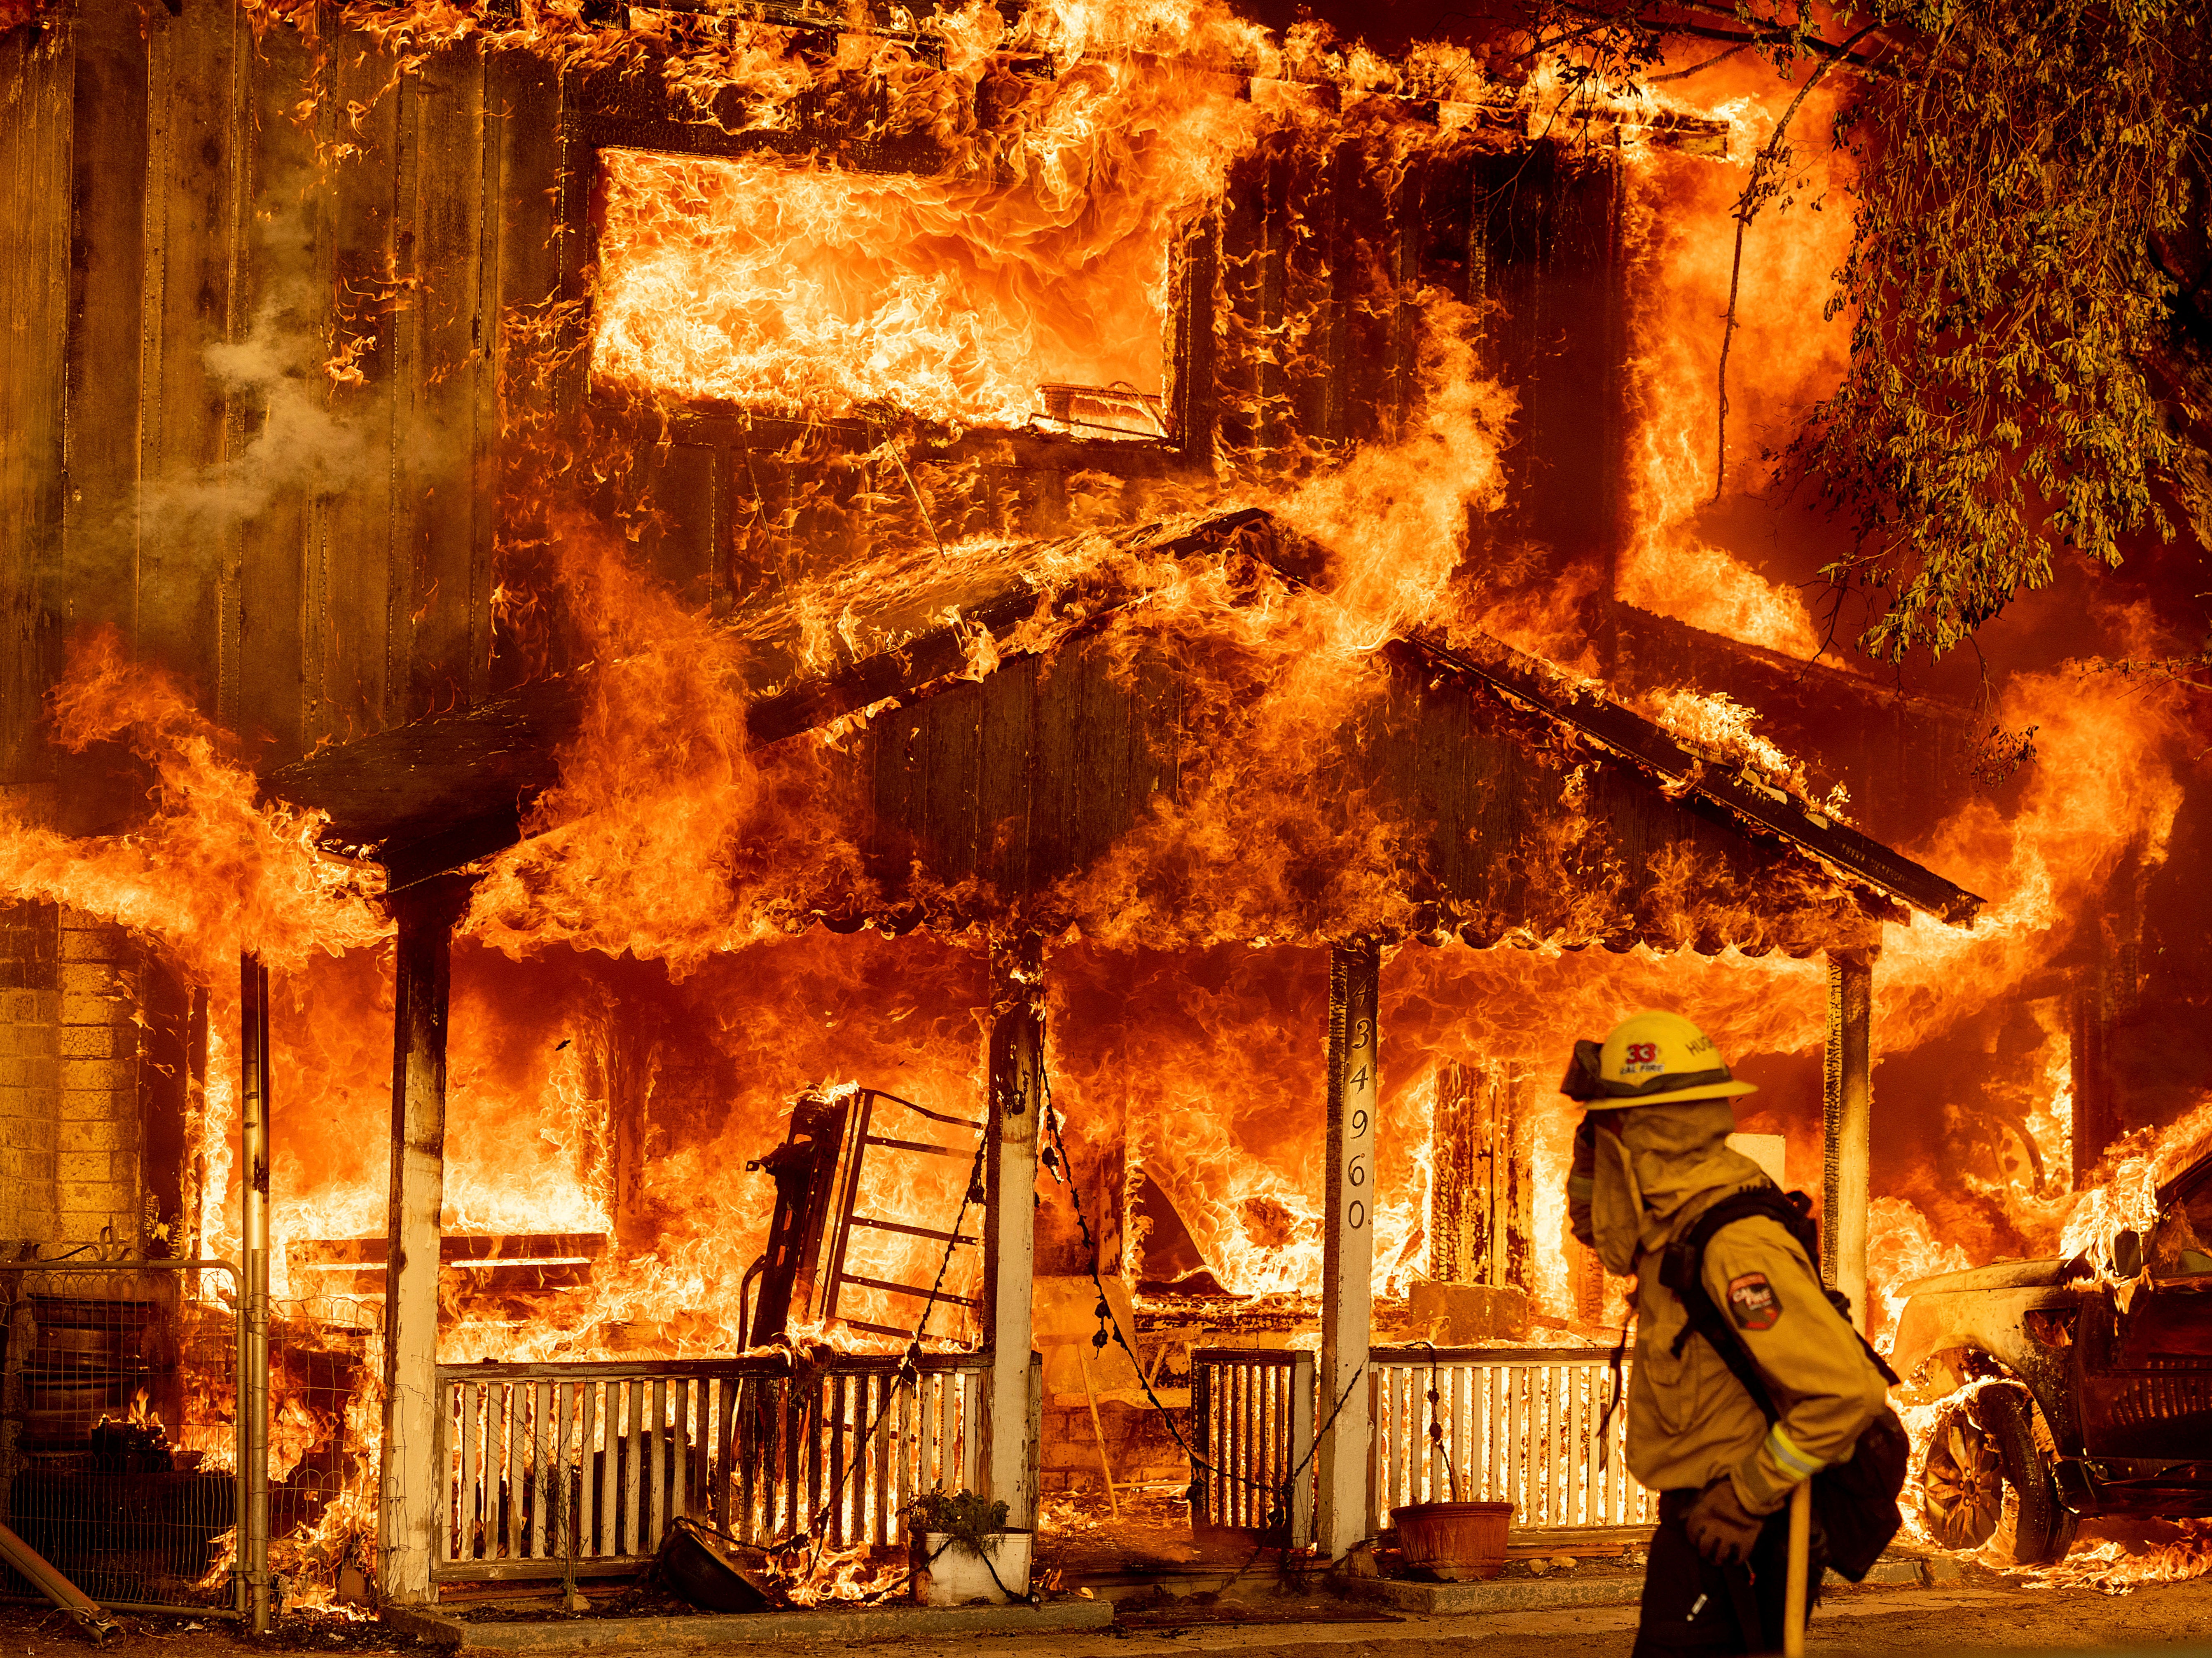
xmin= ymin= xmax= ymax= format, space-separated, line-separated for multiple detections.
xmin=590 ymin=148 xmax=1172 ymax=434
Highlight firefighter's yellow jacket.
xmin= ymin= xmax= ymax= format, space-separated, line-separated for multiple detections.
xmin=1626 ymin=1183 xmax=1892 ymax=1515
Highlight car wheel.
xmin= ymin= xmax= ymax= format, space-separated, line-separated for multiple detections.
xmin=1921 ymin=1396 xmax=2005 ymax=1550
xmin=1978 ymin=1384 xmax=2077 ymax=1567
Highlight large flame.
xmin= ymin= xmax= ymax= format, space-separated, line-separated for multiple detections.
xmin=0 ymin=0 xmax=2205 ymax=1592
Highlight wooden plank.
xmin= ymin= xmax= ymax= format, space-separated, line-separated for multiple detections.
xmin=596 ymin=1380 xmax=617 ymax=1557
xmin=1583 ymin=1364 xmax=1602 ymax=1528
xmin=716 ymin=1379 xmax=736 ymax=1534
xmin=57 ymin=0 xmax=147 ymax=662
xmin=527 ymin=1382 xmax=547 ymax=1559
xmin=1362 ymin=1370 xmax=1380 ymax=1536
xmin=831 ymin=1372 xmax=851 ymax=1548
xmin=394 ymin=44 xmax=492 ymax=724
xmin=0 ymin=22 xmax=71 ymax=786
xmin=621 ymin=1380 xmax=642 ymax=1558
xmin=1372 ymin=1366 xmax=1389 ymax=1525
xmin=872 ymin=1374 xmax=892 ymax=1547
xmin=482 ymin=42 xmax=559 ymax=697
xmin=314 ymin=29 xmax=400 ymax=746
xmin=894 ymin=1375 xmax=913 ymax=1539
xmin=1188 ymin=1360 xmax=1208 ymax=1525
xmin=456 ymin=1382 xmax=476 ymax=1564
xmin=138 ymin=0 xmax=235 ymax=705
xmin=697 ymin=1379 xmax=713 ymax=1521
xmin=496 ymin=1386 xmax=517 ymax=1560
xmin=973 ymin=650 xmax=1034 ymax=898
xmin=960 ymin=1367 xmax=982 ymax=1495
xmin=1444 ymin=1364 xmax=1461 ymax=1503
xmin=227 ymin=19 xmax=318 ymax=762
xmin=671 ymin=1377 xmax=690 ymax=1522
xmin=919 ymin=1373 xmax=940 ymax=1498
xmin=1235 ymin=1364 xmax=1251 ymax=1527
xmin=804 ymin=1374 xmax=823 ymax=1544
xmin=578 ymin=1381 xmax=597 ymax=1560
xmin=784 ymin=1377 xmax=801 ymax=1539
xmin=1390 ymin=1365 xmax=1405 ymax=1515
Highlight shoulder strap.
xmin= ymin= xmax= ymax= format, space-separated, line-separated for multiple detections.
xmin=1659 ymin=1190 xmax=1785 ymax=1423
xmin=1658 ymin=1185 xmax=1901 ymax=1426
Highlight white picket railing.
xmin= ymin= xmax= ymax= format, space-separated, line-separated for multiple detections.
xmin=1368 ymin=1345 xmax=1654 ymax=1534
xmin=435 ymin=1353 xmax=987 ymax=1581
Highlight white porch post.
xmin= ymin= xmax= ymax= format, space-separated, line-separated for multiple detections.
xmin=981 ymin=930 xmax=1043 ymax=1525
xmin=378 ymin=876 xmax=470 ymax=1605
xmin=1822 ymin=945 xmax=1876 ymax=1332
xmin=1317 ymin=937 xmax=1379 ymax=1557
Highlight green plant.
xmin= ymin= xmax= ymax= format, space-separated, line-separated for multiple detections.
xmin=1504 ymin=0 xmax=2212 ymax=663
xmin=902 ymin=1489 xmax=1010 ymax=1556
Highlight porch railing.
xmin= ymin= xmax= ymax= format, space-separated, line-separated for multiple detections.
xmin=1368 ymin=1345 xmax=1653 ymax=1534
xmin=1188 ymin=1348 xmax=1314 ymax=1541
xmin=1188 ymin=1342 xmax=1653 ymax=1549
xmin=435 ymin=1351 xmax=987 ymax=1582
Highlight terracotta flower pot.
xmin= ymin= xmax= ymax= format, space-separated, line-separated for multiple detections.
xmin=1391 ymin=1501 xmax=1514 ymax=1580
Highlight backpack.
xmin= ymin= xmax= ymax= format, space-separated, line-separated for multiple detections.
xmin=1655 ymin=1184 xmax=1909 ymax=1582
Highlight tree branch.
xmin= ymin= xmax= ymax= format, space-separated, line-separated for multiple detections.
xmin=1713 ymin=21 xmax=1884 ymax=502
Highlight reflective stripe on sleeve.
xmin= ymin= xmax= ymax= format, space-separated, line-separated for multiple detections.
xmin=1765 ymin=1423 xmax=1825 ymax=1481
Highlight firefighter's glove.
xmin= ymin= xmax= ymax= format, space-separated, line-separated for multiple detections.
xmin=1683 ymin=1477 xmax=1763 ymax=1568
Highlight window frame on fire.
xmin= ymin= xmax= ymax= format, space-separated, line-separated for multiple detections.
xmin=552 ymin=95 xmax=1214 ymax=470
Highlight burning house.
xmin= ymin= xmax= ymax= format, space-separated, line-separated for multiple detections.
xmin=1 ymin=0 xmax=2208 ymax=1630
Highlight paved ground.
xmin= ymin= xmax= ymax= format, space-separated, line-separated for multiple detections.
xmin=10 ymin=1578 xmax=2212 ymax=1658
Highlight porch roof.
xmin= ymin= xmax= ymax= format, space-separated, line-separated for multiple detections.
xmin=263 ymin=508 xmax=1982 ymax=939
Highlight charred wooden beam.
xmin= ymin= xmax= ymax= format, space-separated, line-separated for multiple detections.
xmin=377 ymin=873 xmax=474 ymax=1606
xmin=1385 ymin=629 xmax=1985 ymax=928
xmin=1822 ymin=946 xmax=1875 ymax=1332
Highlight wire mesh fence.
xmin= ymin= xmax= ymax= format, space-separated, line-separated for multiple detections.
xmin=0 ymin=1259 xmax=244 ymax=1614
xmin=265 ymin=1293 xmax=382 ymax=1606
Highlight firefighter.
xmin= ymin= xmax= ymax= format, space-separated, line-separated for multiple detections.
xmin=1562 ymin=1011 xmax=1892 ymax=1656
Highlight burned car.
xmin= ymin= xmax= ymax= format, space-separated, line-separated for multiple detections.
xmin=1891 ymin=1148 xmax=2212 ymax=1564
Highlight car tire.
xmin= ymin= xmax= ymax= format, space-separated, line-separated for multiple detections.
xmin=1978 ymin=1384 xmax=2077 ymax=1567
xmin=1921 ymin=1396 xmax=2005 ymax=1551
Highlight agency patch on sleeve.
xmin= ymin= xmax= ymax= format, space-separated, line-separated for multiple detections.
xmin=1726 ymin=1272 xmax=1782 ymax=1331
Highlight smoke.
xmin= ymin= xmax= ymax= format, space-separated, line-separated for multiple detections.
xmin=130 ymin=197 xmax=383 ymax=547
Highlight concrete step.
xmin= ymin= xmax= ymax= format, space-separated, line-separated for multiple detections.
xmin=385 ymin=1596 xmax=1114 ymax=1649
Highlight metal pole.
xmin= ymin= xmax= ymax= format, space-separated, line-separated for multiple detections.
xmin=239 ymin=956 xmax=271 ymax=1634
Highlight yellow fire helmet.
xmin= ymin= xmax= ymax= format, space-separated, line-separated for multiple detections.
xmin=1557 ymin=1011 xmax=1760 ymax=1109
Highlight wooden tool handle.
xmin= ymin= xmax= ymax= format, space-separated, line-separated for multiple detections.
xmin=1782 ymin=1478 xmax=1812 ymax=1658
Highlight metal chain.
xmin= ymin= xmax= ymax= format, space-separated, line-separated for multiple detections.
xmin=799 ymin=1125 xmax=990 ymax=1577
xmin=1038 ymin=1072 xmax=1366 ymax=1540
